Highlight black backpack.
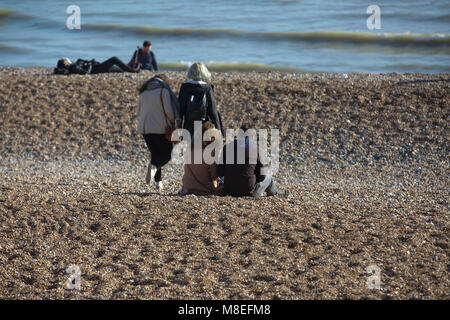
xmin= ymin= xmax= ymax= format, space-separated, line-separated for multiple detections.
xmin=186 ymin=91 xmax=207 ymax=122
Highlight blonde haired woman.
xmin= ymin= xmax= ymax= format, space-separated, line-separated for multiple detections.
xmin=178 ymin=62 xmax=222 ymax=137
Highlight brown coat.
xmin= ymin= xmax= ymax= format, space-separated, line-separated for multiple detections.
xmin=182 ymin=151 xmax=220 ymax=196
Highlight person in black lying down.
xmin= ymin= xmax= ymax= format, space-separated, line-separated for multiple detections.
xmin=54 ymin=57 xmax=139 ymax=75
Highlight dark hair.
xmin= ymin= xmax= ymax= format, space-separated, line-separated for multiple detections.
xmin=57 ymin=59 xmax=66 ymax=69
xmin=143 ymin=40 xmax=151 ymax=48
xmin=239 ymin=124 xmax=249 ymax=132
xmin=139 ymin=74 xmax=170 ymax=94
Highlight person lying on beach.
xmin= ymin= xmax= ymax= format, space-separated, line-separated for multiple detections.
xmin=178 ymin=62 xmax=223 ymax=136
xmin=128 ymin=40 xmax=158 ymax=71
xmin=217 ymin=126 xmax=284 ymax=198
xmin=179 ymin=122 xmax=223 ymax=196
xmin=54 ymin=56 xmax=137 ymax=75
xmin=137 ymin=74 xmax=181 ymax=190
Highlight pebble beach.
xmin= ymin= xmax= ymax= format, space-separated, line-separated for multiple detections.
xmin=0 ymin=67 xmax=448 ymax=299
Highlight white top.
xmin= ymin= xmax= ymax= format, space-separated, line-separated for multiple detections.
xmin=187 ymin=80 xmax=207 ymax=85
xmin=136 ymin=88 xmax=176 ymax=134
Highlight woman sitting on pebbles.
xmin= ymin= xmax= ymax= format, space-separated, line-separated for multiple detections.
xmin=179 ymin=121 xmax=222 ymax=196
xmin=137 ymin=74 xmax=181 ymax=190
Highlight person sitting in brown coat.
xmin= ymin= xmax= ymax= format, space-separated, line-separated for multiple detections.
xmin=179 ymin=122 xmax=222 ymax=196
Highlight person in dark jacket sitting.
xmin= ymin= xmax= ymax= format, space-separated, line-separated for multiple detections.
xmin=128 ymin=40 xmax=158 ymax=71
xmin=178 ymin=62 xmax=222 ymax=136
xmin=54 ymin=56 xmax=136 ymax=75
xmin=217 ymin=126 xmax=284 ymax=197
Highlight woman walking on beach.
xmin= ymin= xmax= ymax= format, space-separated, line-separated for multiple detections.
xmin=179 ymin=122 xmax=222 ymax=196
xmin=178 ymin=63 xmax=223 ymax=136
xmin=137 ymin=75 xmax=181 ymax=190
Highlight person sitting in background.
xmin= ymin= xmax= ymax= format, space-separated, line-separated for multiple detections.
xmin=179 ymin=122 xmax=222 ymax=196
xmin=217 ymin=126 xmax=284 ymax=198
xmin=128 ymin=40 xmax=159 ymax=71
xmin=178 ymin=62 xmax=222 ymax=136
xmin=54 ymin=56 xmax=137 ymax=75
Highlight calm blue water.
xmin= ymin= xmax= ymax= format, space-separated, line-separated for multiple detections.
xmin=1 ymin=0 xmax=449 ymax=73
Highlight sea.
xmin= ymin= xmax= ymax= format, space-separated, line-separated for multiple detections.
xmin=0 ymin=0 xmax=449 ymax=73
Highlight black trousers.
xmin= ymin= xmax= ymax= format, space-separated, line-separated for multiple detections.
xmin=91 ymin=56 xmax=133 ymax=74
xmin=143 ymin=134 xmax=173 ymax=182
